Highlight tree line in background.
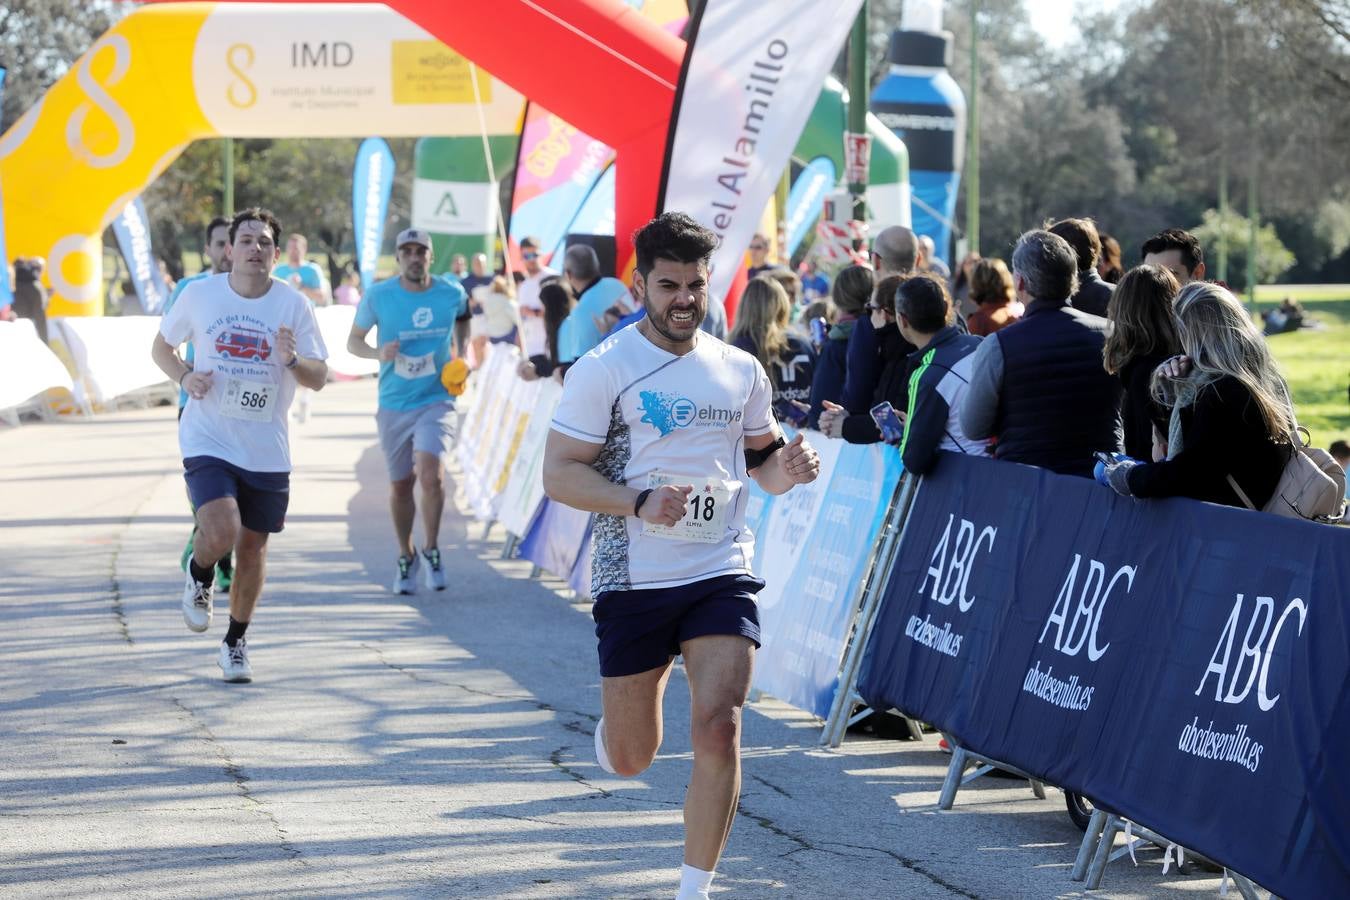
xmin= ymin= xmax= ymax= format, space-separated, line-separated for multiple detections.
xmin=2 ymin=0 xmax=1348 ymax=289
xmin=868 ymin=0 xmax=1350 ymax=288
xmin=129 ymin=137 xmax=424 ymax=285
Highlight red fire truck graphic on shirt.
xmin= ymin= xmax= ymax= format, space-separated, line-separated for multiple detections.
xmin=214 ymin=326 xmax=272 ymax=361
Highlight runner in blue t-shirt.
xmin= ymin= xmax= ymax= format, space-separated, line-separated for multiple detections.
xmin=160 ymin=216 xmax=234 ymax=588
xmin=348 ymin=228 xmax=470 ymax=594
xmin=273 ymin=233 xmax=331 ymax=422
xmin=272 ymin=233 xmax=330 ymax=306
xmin=558 ymin=244 xmax=630 ymax=362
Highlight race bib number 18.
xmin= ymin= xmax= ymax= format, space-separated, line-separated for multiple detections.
xmin=220 ymin=376 xmax=277 ymax=422
xmin=641 ymin=471 xmax=731 ymax=544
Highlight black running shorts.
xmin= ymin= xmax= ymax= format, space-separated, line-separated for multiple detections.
xmin=183 ymin=455 xmax=290 ymax=534
xmin=591 ymin=573 xmax=764 ymax=678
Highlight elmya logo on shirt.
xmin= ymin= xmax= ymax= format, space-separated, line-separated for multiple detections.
xmin=639 ymin=390 xmax=742 ymax=436
xmin=412 ymin=307 xmax=433 ymax=328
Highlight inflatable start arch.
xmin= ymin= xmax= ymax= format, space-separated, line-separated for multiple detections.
xmin=0 ymin=1 xmax=680 ymax=315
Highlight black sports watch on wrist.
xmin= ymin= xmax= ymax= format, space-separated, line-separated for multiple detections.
xmin=633 ymin=488 xmax=654 ymax=517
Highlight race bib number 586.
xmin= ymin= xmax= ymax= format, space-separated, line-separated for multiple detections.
xmin=220 ymin=376 xmax=277 ymax=422
xmin=642 ymin=471 xmax=731 ymax=544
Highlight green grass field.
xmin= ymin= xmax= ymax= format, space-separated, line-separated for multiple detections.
xmin=1256 ymin=284 xmax=1349 ymax=445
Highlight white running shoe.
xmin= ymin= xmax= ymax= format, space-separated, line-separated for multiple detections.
xmin=393 ymin=554 xmax=418 ymax=595
xmin=217 ymin=639 xmax=252 ymax=683
xmin=181 ymin=569 xmax=214 ymax=633
xmin=595 ymin=717 xmax=617 ymax=775
xmin=421 ymin=547 xmax=446 ymax=591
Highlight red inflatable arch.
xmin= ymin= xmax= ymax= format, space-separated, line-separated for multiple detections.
xmin=143 ymin=0 xmax=686 ymax=269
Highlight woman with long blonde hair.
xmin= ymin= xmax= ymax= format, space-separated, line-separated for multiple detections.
xmin=1099 ymin=282 xmax=1293 ymax=509
xmin=729 ymin=276 xmax=815 ymax=417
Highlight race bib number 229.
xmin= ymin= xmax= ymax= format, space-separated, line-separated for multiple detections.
xmin=395 ymin=351 xmax=435 ymax=379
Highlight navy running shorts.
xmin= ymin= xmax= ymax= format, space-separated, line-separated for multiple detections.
xmin=592 ymin=573 xmax=764 ymax=678
xmin=183 ymin=455 xmax=290 ymax=534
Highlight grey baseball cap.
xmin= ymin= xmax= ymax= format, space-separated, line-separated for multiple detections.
xmin=396 ymin=228 xmax=432 ymax=249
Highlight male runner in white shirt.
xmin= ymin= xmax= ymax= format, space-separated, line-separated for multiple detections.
xmin=151 ymin=208 xmax=329 ymax=683
xmin=543 ymin=212 xmax=820 ymax=900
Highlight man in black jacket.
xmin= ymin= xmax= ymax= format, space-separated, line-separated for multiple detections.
xmin=960 ymin=230 xmax=1122 ymax=477
xmin=1049 ymin=217 xmax=1113 ymax=318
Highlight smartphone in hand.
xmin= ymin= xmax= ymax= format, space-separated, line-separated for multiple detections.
xmin=870 ymin=401 xmax=905 ymax=444
xmin=809 ymin=317 xmax=828 ymax=347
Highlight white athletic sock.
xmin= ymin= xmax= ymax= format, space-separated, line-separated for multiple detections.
xmin=594 ymin=717 xmax=617 ymax=775
xmin=675 ymin=863 xmax=714 ymax=900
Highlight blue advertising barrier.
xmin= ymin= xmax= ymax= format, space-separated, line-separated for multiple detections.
xmin=749 ymin=433 xmax=904 ymax=718
xmin=353 ymin=137 xmax=395 ymax=292
xmin=856 ymin=452 xmax=1350 ymax=898
xmin=568 ymin=528 xmax=593 ymax=599
xmin=110 ymin=198 xmax=171 ymax=314
xmin=519 ymin=497 xmax=592 ymax=584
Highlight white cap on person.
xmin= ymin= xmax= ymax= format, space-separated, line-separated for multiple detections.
xmin=396 ymin=228 xmax=432 ymax=249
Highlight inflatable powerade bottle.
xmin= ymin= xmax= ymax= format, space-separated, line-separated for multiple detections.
xmin=870 ymin=23 xmax=966 ymax=267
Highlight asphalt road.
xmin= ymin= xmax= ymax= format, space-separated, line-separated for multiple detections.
xmin=0 ymin=379 xmax=1236 ymax=898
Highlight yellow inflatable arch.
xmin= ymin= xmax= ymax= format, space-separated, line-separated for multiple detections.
xmin=0 ymin=2 xmax=525 ymax=316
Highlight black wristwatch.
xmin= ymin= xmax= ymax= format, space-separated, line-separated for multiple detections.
xmin=633 ymin=488 xmax=654 ymax=517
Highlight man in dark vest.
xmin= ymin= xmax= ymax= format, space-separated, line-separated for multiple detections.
xmin=959 ymin=229 xmax=1122 ymax=477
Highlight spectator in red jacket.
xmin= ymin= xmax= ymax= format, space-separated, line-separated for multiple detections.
xmin=965 ymin=259 xmax=1023 ymax=337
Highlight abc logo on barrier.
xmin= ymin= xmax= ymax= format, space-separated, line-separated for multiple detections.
xmin=918 ymin=514 xmax=997 ymax=612
xmin=1197 ymin=594 xmax=1307 ymax=711
xmin=1038 ymin=555 xmax=1135 ymax=662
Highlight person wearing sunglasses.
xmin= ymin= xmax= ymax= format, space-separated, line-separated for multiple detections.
xmin=746 ymin=232 xmax=775 ymax=281
xmin=516 ymin=236 xmax=558 ymax=359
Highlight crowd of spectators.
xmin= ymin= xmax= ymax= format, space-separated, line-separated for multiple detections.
xmin=55 ymin=214 xmax=1317 ymax=521
xmin=470 ymin=217 xmax=1343 ymax=523
xmin=720 ymin=220 xmax=1344 ymax=523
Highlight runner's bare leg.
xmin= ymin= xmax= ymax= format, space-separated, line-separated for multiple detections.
xmin=391 ymin=475 xmax=416 ymax=558
xmin=193 ymin=496 xmax=240 ymax=569
xmin=414 ymin=451 xmax=444 ymax=549
xmin=600 ymin=659 xmax=677 ymax=776
xmin=680 ymin=634 xmax=755 ymax=870
xmin=229 ymin=527 xmax=268 ymax=622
